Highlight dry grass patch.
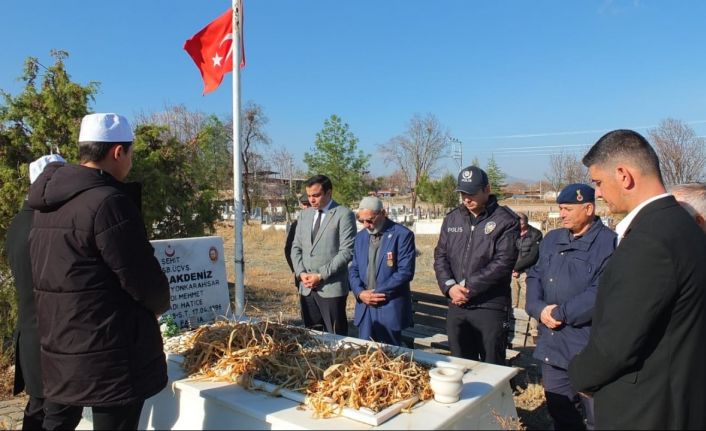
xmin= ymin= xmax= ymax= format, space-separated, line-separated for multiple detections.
xmin=411 ymin=234 xmax=440 ymax=293
xmin=513 ymin=382 xmax=545 ymax=411
xmin=513 ymin=381 xmax=552 ymax=430
xmin=0 ymin=365 xmax=14 ymax=401
xmin=0 ymin=418 xmax=17 ymax=431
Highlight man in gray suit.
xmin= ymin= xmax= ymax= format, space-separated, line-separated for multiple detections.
xmin=291 ymin=175 xmax=357 ymax=335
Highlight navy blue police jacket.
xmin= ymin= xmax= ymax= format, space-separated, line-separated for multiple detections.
xmin=525 ymin=218 xmax=616 ymax=369
xmin=433 ymin=195 xmax=519 ymax=309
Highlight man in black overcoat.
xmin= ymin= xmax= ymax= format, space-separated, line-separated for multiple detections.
xmin=6 ymin=154 xmax=81 ymax=430
xmin=284 ymin=194 xmax=311 ymax=287
xmin=568 ymin=129 xmax=706 ymax=429
xmin=28 ymin=114 xmax=170 ymax=430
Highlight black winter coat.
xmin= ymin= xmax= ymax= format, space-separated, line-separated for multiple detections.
xmin=6 ymin=202 xmax=43 ymax=397
xmin=284 ymin=220 xmax=301 ymax=287
xmin=28 ymin=163 xmax=170 ymax=407
xmin=433 ymin=195 xmax=519 ymax=309
xmin=513 ymin=224 xmax=543 ymax=272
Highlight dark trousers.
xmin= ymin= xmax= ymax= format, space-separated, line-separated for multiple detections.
xmin=25 ymin=397 xmax=83 ymax=431
xmin=21 ymin=396 xmax=44 ymax=431
xmin=92 ymin=400 xmax=145 ymax=430
xmin=300 ymin=291 xmax=348 ymax=336
xmin=447 ymin=305 xmax=506 ymax=365
xmin=542 ymin=363 xmax=594 ymax=430
xmin=357 ymin=310 xmax=403 ymax=346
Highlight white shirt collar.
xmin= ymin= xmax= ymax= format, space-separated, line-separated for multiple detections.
xmin=312 ymin=199 xmax=333 ymax=229
xmin=615 ymin=193 xmax=671 ymax=245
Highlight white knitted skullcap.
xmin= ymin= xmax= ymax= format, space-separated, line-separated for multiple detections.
xmin=78 ymin=113 xmax=134 ymax=143
xmin=358 ymin=196 xmax=383 ymax=212
xmin=29 ymin=154 xmax=66 ymax=184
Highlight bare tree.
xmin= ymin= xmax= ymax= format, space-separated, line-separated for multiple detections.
xmin=231 ymin=101 xmax=271 ymax=220
xmin=545 ymin=150 xmax=587 ymax=192
xmin=649 ymin=118 xmax=706 ymax=185
xmin=269 ymin=146 xmax=295 ymax=183
xmin=134 ymin=104 xmax=207 ymax=143
xmin=269 ymin=147 xmax=298 ymax=220
xmin=388 ymin=170 xmax=410 ymax=193
xmin=380 ymin=113 xmax=450 ymax=210
xmin=246 ymin=152 xmax=270 ymax=216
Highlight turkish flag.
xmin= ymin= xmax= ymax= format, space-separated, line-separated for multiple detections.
xmin=184 ymin=7 xmax=244 ymax=94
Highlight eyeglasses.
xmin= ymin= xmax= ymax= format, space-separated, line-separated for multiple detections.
xmin=357 ymin=213 xmax=380 ymax=224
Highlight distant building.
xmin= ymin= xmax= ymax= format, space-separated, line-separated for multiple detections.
xmin=517 ymin=189 xmax=543 ymax=199
xmin=375 ymin=189 xmax=398 ymax=198
xmin=543 ymin=191 xmax=558 ymax=200
xmin=217 ymin=171 xmax=307 ymax=221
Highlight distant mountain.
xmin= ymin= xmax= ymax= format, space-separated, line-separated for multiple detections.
xmin=505 ymin=175 xmax=540 ymax=184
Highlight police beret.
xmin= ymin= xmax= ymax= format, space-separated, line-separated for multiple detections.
xmin=557 ymin=183 xmax=595 ymax=204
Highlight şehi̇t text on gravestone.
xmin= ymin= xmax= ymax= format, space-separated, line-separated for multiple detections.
xmin=151 ymin=236 xmax=230 ymax=329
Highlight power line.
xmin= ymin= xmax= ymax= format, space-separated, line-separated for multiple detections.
xmin=491 ymin=143 xmax=586 ymax=151
xmin=464 ymin=120 xmax=706 ymax=141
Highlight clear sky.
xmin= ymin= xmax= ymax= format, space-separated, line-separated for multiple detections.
xmin=3 ymin=0 xmax=706 ymax=181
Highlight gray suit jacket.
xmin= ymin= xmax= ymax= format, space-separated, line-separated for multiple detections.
xmin=291 ymin=200 xmax=356 ymax=298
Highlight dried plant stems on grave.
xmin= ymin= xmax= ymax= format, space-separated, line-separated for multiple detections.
xmin=169 ymin=321 xmax=433 ymax=415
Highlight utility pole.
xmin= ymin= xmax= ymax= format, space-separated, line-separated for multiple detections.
xmin=288 ymin=157 xmax=294 ymax=194
xmin=449 ymin=137 xmax=463 ymax=171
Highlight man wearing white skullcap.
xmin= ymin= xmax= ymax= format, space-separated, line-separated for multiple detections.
xmin=27 ymin=113 xmax=170 ymax=429
xmin=6 ymin=155 xmax=77 ymax=429
xmin=348 ymin=196 xmax=416 ymax=346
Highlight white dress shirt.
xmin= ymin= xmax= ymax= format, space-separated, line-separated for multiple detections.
xmin=312 ymin=199 xmax=333 ymax=229
xmin=615 ymin=193 xmax=671 ymax=246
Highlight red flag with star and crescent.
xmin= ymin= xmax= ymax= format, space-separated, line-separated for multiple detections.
xmin=184 ymin=5 xmax=245 ymax=94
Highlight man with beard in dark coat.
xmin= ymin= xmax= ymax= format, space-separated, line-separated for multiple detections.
xmin=6 ymin=154 xmax=81 ymax=430
xmin=27 ymin=113 xmax=170 ymax=430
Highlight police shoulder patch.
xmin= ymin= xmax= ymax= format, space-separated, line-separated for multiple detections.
xmin=484 ymin=221 xmax=496 ymax=234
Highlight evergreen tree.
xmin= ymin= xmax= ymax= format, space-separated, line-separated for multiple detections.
xmin=416 ymin=173 xmax=459 ymax=214
xmin=485 ymin=155 xmax=508 ymax=197
xmin=129 ymin=122 xmax=226 ymax=239
xmin=0 ymin=50 xmax=98 ymax=345
xmin=437 ymin=174 xmax=460 ymax=209
xmin=303 ymin=115 xmax=370 ymax=206
xmin=415 ymin=173 xmax=434 ymax=203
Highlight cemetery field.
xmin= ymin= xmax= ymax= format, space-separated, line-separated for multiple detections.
xmin=0 ymin=220 xmax=551 ymax=430
xmin=220 ymin=221 xmax=440 ymax=321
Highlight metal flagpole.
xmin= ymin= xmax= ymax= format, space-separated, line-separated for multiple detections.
xmin=232 ymin=0 xmax=245 ymax=316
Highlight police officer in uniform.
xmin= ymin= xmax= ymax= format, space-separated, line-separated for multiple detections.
xmin=525 ymin=183 xmax=616 ymax=430
xmin=433 ymin=165 xmax=519 ymax=365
